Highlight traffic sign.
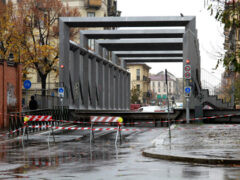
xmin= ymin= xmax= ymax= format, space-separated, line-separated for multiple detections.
xmin=184 ymin=86 xmax=191 ymax=97
xmin=58 ymin=87 xmax=64 ymax=97
xmin=184 ymin=65 xmax=191 ymax=80
xmin=23 ymin=80 xmax=31 ymax=89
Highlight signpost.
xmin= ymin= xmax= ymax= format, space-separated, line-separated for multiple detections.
xmin=184 ymin=86 xmax=191 ymax=97
xmin=184 ymin=59 xmax=191 ymax=123
xmin=58 ymin=87 xmax=64 ymax=112
xmin=58 ymin=87 xmax=64 ymax=97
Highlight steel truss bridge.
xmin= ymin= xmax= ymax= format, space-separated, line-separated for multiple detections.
xmin=59 ymin=16 xmax=233 ymax=111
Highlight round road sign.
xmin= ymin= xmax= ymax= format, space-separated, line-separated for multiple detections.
xmin=23 ymin=80 xmax=31 ymax=89
xmin=185 ymin=65 xmax=191 ymax=71
xmin=184 ymin=72 xmax=191 ymax=79
xmin=185 ymin=87 xmax=191 ymax=93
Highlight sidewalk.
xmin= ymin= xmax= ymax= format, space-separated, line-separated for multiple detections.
xmin=143 ymin=124 xmax=240 ymax=165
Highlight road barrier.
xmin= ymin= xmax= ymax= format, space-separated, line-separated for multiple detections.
xmin=25 ymin=125 xmax=150 ymax=132
xmin=90 ymin=116 xmax=123 ymax=144
xmin=24 ymin=115 xmax=53 ymax=122
xmin=3 ymin=111 xmax=240 ymax=141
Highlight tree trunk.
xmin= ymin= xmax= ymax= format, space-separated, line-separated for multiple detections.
xmin=41 ymin=74 xmax=47 ymax=96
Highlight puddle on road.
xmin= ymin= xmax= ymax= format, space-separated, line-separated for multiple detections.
xmin=0 ymin=132 xmax=133 ymax=175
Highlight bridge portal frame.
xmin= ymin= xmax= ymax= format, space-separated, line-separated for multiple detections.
xmin=59 ymin=16 xmax=200 ymax=110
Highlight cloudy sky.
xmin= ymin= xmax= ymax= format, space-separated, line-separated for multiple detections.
xmin=117 ymin=0 xmax=224 ymax=85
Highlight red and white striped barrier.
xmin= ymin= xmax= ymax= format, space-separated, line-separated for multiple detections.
xmin=0 ymin=127 xmax=25 ymax=138
xmin=90 ymin=116 xmax=122 ymax=123
xmin=24 ymin=115 xmax=53 ymax=122
xmin=26 ymin=125 xmax=151 ymax=132
xmin=89 ymin=116 xmax=123 ymax=144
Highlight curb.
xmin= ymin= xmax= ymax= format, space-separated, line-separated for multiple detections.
xmin=142 ymin=151 xmax=240 ymax=165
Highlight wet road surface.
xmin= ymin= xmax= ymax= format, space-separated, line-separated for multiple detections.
xmin=1 ymin=125 xmax=240 ymax=179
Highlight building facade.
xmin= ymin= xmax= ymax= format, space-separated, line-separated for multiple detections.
xmin=150 ymin=71 xmax=183 ymax=105
xmin=127 ymin=63 xmax=151 ymax=104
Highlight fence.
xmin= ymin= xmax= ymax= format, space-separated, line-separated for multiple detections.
xmin=8 ymin=107 xmax=70 ymax=137
xmin=22 ymin=82 xmax=64 ymax=110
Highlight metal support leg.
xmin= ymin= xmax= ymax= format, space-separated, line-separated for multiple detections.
xmin=90 ymin=123 xmax=94 ymax=143
xmin=22 ymin=126 xmax=26 ymax=144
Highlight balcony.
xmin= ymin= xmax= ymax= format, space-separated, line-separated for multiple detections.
xmin=143 ymin=76 xmax=151 ymax=83
xmin=85 ymin=0 xmax=102 ymax=9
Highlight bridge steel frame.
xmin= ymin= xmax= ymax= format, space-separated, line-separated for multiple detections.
xmin=59 ymin=16 xmax=202 ymax=110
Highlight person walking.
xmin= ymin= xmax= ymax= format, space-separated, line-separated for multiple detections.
xmin=29 ymin=96 xmax=38 ymax=110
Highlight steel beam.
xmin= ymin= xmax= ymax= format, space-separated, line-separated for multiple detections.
xmin=96 ymin=38 xmax=183 ymax=51
xmin=60 ymin=16 xmax=195 ymax=29
xmin=113 ymin=51 xmax=183 ymax=58
xmin=80 ymin=29 xmax=185 ymax=39
xmin=122 ymin=57 xmax=183 ymax=63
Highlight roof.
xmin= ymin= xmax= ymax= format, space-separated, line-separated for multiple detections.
xmin=150 ymin=71 xmax=176 ymax=81
xmin=127 ymin=63 xmax=151 ymax=70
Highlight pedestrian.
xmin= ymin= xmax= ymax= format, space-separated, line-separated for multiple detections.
xmin=29 ymin=96 xmax=38 ymax=110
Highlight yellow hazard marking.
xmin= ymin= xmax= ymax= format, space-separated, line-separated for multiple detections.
xmin=24 ymin=116 xmax=29 ymax=122
xmin=118 ymin=117 xmax=123 ymax=123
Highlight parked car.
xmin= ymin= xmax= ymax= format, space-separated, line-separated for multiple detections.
xmin=173 ymin=102 xmax=183 ymax=109
xmin=137 ymin=106 xmax=168 ymax=112
xmin=130 ymin=104 xmax=141 ymax=111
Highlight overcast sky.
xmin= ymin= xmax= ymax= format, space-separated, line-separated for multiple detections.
xmin=118 ymin=0 xmax=224 ymax=85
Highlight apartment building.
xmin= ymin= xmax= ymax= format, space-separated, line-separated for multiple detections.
xmin=150 ymin=71 xmax=182 ymax=105
xmin=127 ymin=63 xmax=151 ymax=104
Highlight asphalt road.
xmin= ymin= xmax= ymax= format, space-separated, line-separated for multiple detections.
xmin=1 ymin=125 xmax=240 ymax=180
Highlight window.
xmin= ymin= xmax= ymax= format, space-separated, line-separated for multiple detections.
xmin=87 ymin=12 xmax=95 ymax=17
xmin=136 ymin=69 xmax=140 ymax=80
xmin=152 ymin=82 xmax=155 ymax=87
xmin=158 ymin=88 xmax=160 ymax=93
xmin=136 ymin=84 xmax=140 ymax=91
xmin=158 ymin=81 xmax=160 ymax=87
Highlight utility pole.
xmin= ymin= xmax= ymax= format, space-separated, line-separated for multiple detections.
xmin=165 ymin=69 xmax=171 ymax=138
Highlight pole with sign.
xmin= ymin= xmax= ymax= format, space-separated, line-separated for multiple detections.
xmin=58 ymin=87 xmax=64 ymax=112
xmin=184 ymin=86 xmax=191 ymax=123
xmin=184 ymin=59 xmax=191 ymax=123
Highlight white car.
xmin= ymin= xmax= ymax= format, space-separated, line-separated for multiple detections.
xmin=138 ymin=106 xmax=168 ymax=112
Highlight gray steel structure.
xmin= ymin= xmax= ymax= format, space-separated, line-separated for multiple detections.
xmin=59 ymin=16 xmax=231 ymax=110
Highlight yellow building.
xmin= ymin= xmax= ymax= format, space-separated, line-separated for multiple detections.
xmin=127 ymin=63 xmax=151 ymax=104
